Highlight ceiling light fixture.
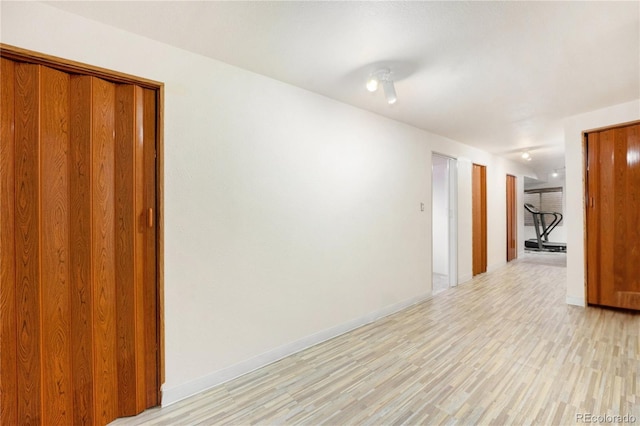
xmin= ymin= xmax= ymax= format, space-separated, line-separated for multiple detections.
xmin=366 ymin=76 xmax=379 ymax=92
xmin=552 ymin=170 xmax=559 ymax=178
xmin=367 ymin=68 xmax=397 ymax=105
xmin=521 ymin=151 xmax=531 ymax=160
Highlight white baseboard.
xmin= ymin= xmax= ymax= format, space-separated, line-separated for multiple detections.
xmin=487 ymin=261 xmax=506 ymax=273
xmin=566 ymin=296 xmax=585 ymax=307
xmin=457 ymin=273 xmax=473 ymax=285
xmin=161 ymin=292 xmax=431 ymax=406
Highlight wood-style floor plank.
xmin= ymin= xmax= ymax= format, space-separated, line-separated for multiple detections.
xmin=112 ymin=253 xmax=640 ymax=425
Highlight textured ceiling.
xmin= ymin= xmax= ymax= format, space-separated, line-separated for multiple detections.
xmin=45 ymin=1 xmax=640 ymax=176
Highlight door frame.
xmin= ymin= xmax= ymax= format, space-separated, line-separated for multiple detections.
xmin=0 ymin=43 xmax=165 ymax=401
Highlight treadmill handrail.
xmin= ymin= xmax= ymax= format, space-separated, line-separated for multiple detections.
xmin=524 ymin=203 xmax=564 ymax=248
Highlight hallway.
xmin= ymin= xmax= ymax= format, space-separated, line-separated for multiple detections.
xmin=113 ymin=253 xmax=639 ymax=425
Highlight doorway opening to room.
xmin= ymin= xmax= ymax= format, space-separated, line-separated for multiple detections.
xmin=431 ymin=154 xmax=458 ymax=294
xmin=523 ymin=175 xmax=566 ymax=253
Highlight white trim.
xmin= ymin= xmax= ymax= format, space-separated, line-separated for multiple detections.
xmin=161 ymin=292 xmax=431 ymax=406
xmin=487 ymin=261 xmax=506 ymax=273
xmin=458 ymin=273 xmax=473 ymax=285
xmin=566 ymin=296 xmax=585 ymax=307
xmin=448 ymin=157 xmax=458 ymax=287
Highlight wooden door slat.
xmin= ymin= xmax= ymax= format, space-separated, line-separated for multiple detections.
xmin=69 ymin=75 xmax=96 ymax=425
xmin=0 ymin=57 xmax=18 ymax=425
xmin=91 ymin=77 xmax=119 ymax=425
xmin=40 ymin=65 xmax=73 ymax=425
xmin=143 ymin=88 xmax=159 ymax=407
xmin=115 ymin=84 xmax=147 ymax=416
xmin=14 ymin=62 xmax=42 ymax=424
xmin=586 ymin=133 xmax=601 ymax=305
xmin=599 ymin=130 xmax=616 ymax=307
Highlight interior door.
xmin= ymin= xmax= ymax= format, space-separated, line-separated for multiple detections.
xmin=506 ymin=174 xmax=517 ymax=262
xmin=1 ymin=57 xmax=159 ymax=425
xmin=586 ymin=123 xmax=640 ymax=310
xmin=472 ymin=164 xmax=487 ymax=275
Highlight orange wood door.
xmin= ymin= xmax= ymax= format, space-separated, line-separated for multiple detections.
xmin=1 ymin=59 xmax=159 ymax=425
xmin=586 ymin=123 xmax=640 ymax=310
xmin=506 ymin=174 xmax=517 ymax=262
xmin=472 ymin=164 xmax=487 ymax=275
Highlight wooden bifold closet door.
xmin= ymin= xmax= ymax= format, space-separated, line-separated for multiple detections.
xmin=585 ymin=123 xmax=640 ymax=310
xmin=506 ymin=174 xmax=517 ymax=262
xmin=472 ymin=164 xmax=487 ymax=275
xmin=1 ymin=58 xmax=158 ymax=425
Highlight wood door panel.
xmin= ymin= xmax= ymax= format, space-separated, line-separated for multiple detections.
xmin=115 ymin=84 xmax=147 ymax=416
xmin=586 ymin=123 xmax=640 ymax=310
xmin=599 ymin=130 xmax=616 ymax=307
xmin=69 ymin=75 xmax=96 ymax=425
xmin=14 ymin=62 xmax=42 ymax=424
xmin=0 ymin=57 xmax=18 ymax=425
xmin=143 ymin=88 xmax=159 ymax=407
xmin=39 ymin=65 xmax=73 ymax=425
xmin=91 ymin=77 xmax=119 ymax=425
xmin=586 ymin=133 xmax=600 ymax=305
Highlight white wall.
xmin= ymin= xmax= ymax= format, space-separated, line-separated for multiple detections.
xmin=1 ymin=2 xmax=536 ymax=406
xmin=564 ymin=100 xmax=640 ymax=306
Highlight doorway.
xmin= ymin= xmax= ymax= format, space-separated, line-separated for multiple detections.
xmin=472 ymin=163 xmax=487 ymax=276
xmin=585 ymin=122 xmax=640 ymax=310
xmin=432 ymin=154 xmax=458 ymax=294
xmin=1 ymin=47 xmax=163 ymax=425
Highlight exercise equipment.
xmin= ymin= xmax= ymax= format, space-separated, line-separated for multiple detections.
xmin=524 ymin=203 xmax=567 ymax=252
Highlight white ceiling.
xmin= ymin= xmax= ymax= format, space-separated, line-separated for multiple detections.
xmin=45 ymin=1 xmax=640 ymax=176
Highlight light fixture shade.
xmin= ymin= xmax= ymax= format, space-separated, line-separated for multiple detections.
xmin=382 ymin=80 xmax=397 ymax=104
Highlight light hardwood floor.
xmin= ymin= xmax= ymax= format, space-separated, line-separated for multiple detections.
xmin=113 ymin=253 xmax=639 ymax=425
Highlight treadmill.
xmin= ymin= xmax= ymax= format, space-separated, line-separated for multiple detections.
xmin=524 ymin=203 xmax=567 ymax=252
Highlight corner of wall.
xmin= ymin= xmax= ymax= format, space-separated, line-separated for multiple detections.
xmin=566 ymin=296 xmax=585 ymax=307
